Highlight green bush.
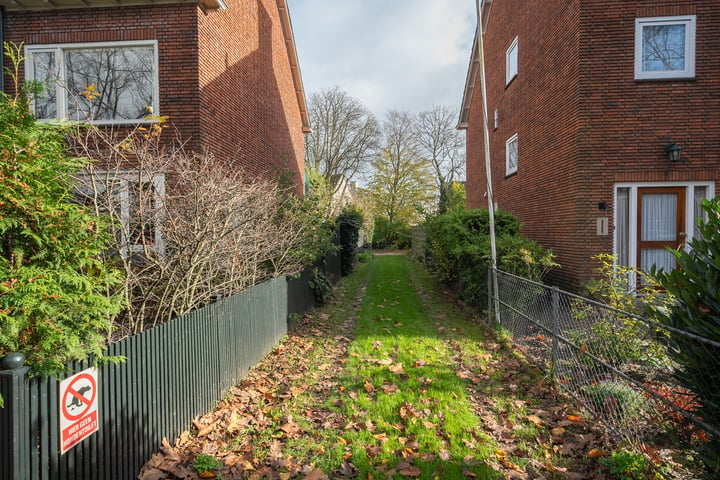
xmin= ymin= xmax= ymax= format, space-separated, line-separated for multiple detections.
xmin=336 ymin=206 xmax=364 ymax=276
xmin=581 ymin=381 xmax=645 ymax=425
xmin=371 ymin=216 xmax=411 ymax=249
xmin=424 ymin=208 xmax=556 ymax=307
xmin=646 ymin=197 xmax=720 ymax=477
xmin=599 ymin=449 xmax=649 ymax=480
xmin=0 ymin=43 xmax=124 ymax=377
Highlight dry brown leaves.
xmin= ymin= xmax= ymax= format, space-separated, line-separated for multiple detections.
xmin=139 ymin=275 xmax=617 ymax=480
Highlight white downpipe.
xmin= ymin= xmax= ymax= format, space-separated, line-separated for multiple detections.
xmin=475 ymin=0 xmax=501 ymax=325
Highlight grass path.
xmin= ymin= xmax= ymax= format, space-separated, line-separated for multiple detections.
xmin=140 ymin=254 xmax=614 ymax=480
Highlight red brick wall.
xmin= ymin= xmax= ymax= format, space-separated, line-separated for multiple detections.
xmin=2 ymin=5 xmax=202 ymax=154
xmin=197 ymin=0 xmax=306 ymax=194
xmin=465 ymin=0 xmax=720 ymax=291
xmin=2 ymin=1 xmax=306 ymax=194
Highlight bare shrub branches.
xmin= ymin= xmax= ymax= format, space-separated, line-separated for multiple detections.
xmin=68 ymin=122 xmax=327 ymax=337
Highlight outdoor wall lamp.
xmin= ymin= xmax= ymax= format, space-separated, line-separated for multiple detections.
xmin=665 ymin=142 xmax=682 ymax=162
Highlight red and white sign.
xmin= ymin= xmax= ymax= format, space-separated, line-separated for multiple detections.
xmin=59 ymin=368 xmax=99 ymax=454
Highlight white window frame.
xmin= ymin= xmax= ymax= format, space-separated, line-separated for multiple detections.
xmin=505 ymin=133 xmax=518 ymax=176
xmin=75 ymin=172 xmax=165 ymax=258
xmin=613 ymin=181 xmax=714 ymax=291
xmin=634 ymin=16 xmax=696 ymax=80
xmin=25 ymin=40 xmax=160 ymax=124
xmin=506 ymin=36 xmax=519 ymax=85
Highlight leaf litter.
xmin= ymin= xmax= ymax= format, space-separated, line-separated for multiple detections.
xmin=139 ymin=261 xmax=617 ymax=479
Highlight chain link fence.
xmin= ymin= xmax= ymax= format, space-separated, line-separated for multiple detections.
xmin=489 ymin=268 xmax=720 ymax=478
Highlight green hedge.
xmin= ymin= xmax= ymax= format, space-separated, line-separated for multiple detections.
xmin=424 ymin=208 xmax=556 ymax=307
xmin=337 ymin=206 xmax=364 ymax=276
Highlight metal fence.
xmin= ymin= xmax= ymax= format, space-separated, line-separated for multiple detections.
xmin=489 ymin=268 xmax=720 ymax=478
xmin=0 ymin=272 xmax=324 ymax=480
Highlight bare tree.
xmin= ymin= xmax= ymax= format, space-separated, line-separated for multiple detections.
xmin=415 ymin=105 xmax=465 ymax=213
xmin=305 ymin=86 xmax=380 ymax=205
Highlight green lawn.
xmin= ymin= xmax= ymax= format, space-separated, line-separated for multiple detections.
xmin=146 ymin=254 xmax=615 ymax=480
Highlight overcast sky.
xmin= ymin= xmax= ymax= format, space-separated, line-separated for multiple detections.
xmin=287 ymin=0 xmax=478 ymax=122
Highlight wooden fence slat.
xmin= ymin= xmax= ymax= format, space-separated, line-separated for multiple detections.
xmin=0 ymin=267 xmax=327 ymax=479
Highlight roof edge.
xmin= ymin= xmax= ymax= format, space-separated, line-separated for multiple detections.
xmin=277 ymin=0 xmax=311 ymax=134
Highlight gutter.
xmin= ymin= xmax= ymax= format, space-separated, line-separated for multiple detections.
xmin=277 ymin=0 xmax=311 ymax=134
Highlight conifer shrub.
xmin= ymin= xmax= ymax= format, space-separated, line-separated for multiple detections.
xmin=0 ymin=43 xmax=124 ymax=377
xmin=337 ymin=206 xmax=364 ymax=276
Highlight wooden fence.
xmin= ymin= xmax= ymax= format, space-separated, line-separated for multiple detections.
xmin=0 ymin=261 xmax=338 ymax=480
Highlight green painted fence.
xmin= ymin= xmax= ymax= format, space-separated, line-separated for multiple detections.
xmin=0 ymin=272 xmax=326 ymax=480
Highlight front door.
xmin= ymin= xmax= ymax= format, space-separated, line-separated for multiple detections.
xmin=637 ymin=187 xmax=685 ymax=274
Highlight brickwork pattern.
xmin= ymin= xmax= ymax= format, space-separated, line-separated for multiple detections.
xmin=465 ymin=0 xmax=720 ymax=290
xmin=2 ymin=0 xmax=305 ymax=193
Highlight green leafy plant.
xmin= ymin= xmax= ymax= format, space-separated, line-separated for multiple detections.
xmin=371 ymin=215 xmax=411 ymax=249
xmin=574 ymin=254 xmax=671 ymax=368
xmin=192 ymin=453 xmax=222 ymax=476
xmin=646 ymin=197 xmax=720 ymax=477
xmin=424 ymin=208 xmax=557 ymax=307
xmin=356 ymin=250 xmax=373 ymax=263
xmin=0 ymin=42 xmax=124 ymax=377
xmin=599 ymin=449 xmax=649 ymax=480
xmin=581 ymin=381 xmax=645 ymax=425
xmin=308 ymin=268 xmax=333 ymax=304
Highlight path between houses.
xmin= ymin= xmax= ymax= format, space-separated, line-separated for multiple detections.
xmin=139 ymin=254 xmax=615 ymax=480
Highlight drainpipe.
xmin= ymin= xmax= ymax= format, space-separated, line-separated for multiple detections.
xmin=0 ymin=6 xmax=4 ymax=93
xmin=475 ymin=0 xmax=500 ymax=325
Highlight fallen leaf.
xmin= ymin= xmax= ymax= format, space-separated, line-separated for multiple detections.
xmin=389 ymin=363 xmax=406 ymax=375
xmin=587 ymin=448 xmax=605 ymax=459
xmin=398 ymin=465 xmax=422 ymax=476
xmin=303 ymin=468 xmax=329 ymax=480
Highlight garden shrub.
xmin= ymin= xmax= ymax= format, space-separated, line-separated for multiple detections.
xmin=0 ymin=43 xmax=124 ymax=377
xmin=336 ymin=206 xmax=364 ymax=276
xmin=371 ymin=216 xmax=411 ymax=249
xmin=646 ymin=197 xmax=720 ymax=477
xmin=424 ymin=208 xmax=556 ymax=307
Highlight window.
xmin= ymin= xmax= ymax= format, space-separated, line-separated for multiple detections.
xmin=614 ymin=182 xmax=713 ymax=289
xmin=506 ymin=36 xmax=518 ymax=85
xmin=635 ymin=16 xmax=696 ymax=80
xmin=505 ymin=133 xmax=518 ymax=175
xmin=75 ymin=172 xmax=165 ymax=258
xmin=25 ymin=41 xmax=159 ymax=123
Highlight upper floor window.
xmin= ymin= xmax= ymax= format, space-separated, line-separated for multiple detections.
xmin=506 ymin=36 xmax=519 ymax=85
xmin=635 ymin=16 xmax=696 ymax=80
xmin=25 ymin=41 xmax=159 ymax=124
xmin=506 ymin=133 xmax=518 ymax=176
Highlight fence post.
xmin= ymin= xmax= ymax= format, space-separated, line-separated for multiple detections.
xmin=487 ymin=268 xmax=493 ymax=327
xmin=550 ymin=286 xmax=559 ymax=380
xmin=0 ymin=362 xmax=31 ymax=480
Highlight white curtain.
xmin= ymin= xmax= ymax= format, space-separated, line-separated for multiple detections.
xmin=641 ymin=193 xmax=677 ymax=241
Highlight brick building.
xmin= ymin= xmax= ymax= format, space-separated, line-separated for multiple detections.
xmin=0 ymin=0 xmax=309 ymax=195
xmin=459 ymin=0 xmax=719 ymax=291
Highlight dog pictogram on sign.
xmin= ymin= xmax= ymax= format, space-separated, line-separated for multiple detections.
xmin=59 ymin=368 xmax=99 ymax=453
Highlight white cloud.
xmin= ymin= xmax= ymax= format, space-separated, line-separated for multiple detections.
xmin=288 ymin=0 xmax=476 ymax=120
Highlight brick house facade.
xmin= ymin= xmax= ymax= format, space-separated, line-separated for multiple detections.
xmin=0 ymin=0 xmax=309 ymax=195
xmin=459 ymin=0 xmax=719 ymax=291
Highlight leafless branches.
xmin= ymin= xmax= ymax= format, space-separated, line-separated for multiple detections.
xmin=68 ymin=123 xmax=325 ymax=337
